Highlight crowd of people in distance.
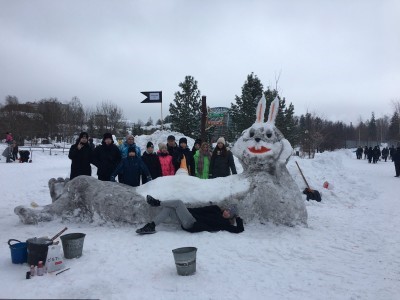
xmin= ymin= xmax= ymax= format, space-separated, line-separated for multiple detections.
xmin=355 ymin=145 xmax=400 ymax=177
xmin=68 ymin=132 xmax=238 ymax=187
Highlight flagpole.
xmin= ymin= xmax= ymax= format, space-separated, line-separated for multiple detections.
xmin=161 ymin=102 xmax=163 ymax=131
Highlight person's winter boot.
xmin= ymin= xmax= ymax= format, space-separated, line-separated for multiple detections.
xmin=136 ymin=222 xmax=156 ymax=234
xmin=146 ymin=195 xmax=161 ymax=207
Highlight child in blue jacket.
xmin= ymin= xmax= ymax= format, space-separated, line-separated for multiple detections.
xmin=110 ymin=147 xmax=151 ymax=187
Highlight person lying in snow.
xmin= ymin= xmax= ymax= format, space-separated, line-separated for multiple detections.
xmin=136 ymin=195 xmax=244 ymax=234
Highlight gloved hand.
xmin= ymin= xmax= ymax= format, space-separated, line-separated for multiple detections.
xmin=110 ymin=176 xmax=116 ymax=182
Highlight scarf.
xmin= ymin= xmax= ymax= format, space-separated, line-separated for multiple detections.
xmin=197 ymin=149 xmax=211 ymax=174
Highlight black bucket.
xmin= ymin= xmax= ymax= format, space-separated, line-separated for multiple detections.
xmin=26 ymin=237 xmax=53 ymax=266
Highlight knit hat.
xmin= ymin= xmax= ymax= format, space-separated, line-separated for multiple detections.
xmin=194 ymin=138 xmax=202 ymax=146
xmin=158 ymin=142 xmax=167 ymax=150
xmin=103 ymin=133 xmax=113 ymax=140
xmin=146 ymin=141 xmax=154 ymax=148
xmin=217 ymin=137 xmax=225 ymax=145
xmin=226 ymin=205 xmax=238 ymax=218
xmin=167 ymin=135 xmax=175 ymax=141
xmin=128 ymin=146 xmax=136 ymax=154
xmin=179 ymin=137 xmax=187 ymax=145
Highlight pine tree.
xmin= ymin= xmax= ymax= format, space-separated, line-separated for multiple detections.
xmin=230 ymin=73 xmax=264 ymax=137
xmin=388 ymin=111 xmax=400 ymax=141
xmin=169 ymin=75 xmax=201 ymax=137
xmin=368 ymin=112 xmax=377 ymax=144
xmin=284 ymin=102 xmax=298 ymax=145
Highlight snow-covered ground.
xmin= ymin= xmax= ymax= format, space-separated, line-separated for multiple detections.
xmin=0 ymin=138 xmax=399 ymax=300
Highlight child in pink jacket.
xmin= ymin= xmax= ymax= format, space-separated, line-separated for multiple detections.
xmin=157 ymin=143 xmax=175 ymax=176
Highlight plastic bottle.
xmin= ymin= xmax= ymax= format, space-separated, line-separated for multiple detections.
xmin=30 ymin=265 xmax=35 ymax=276
xmin=37 ymin=261 xmax=44 ymax=276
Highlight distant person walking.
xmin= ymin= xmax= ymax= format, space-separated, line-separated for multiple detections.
xmin=68 ymin=132 xmax=93 ymax=180
xmin=93 ymin=133 xmax=121 ymax=181
xmin=389 ymin=145 xmax=396 ymax=161
xmin=393 ymin=147 xmax=400 ymax=177
xmin=381 ymin=147 xmax=389 ymax=162
xmin=367 ymin=147 xmax=373 ymax=163
xmin=363 ymin=146 xmax=368 ymax=159
xmin=209 ymin=137 xmax=237 ymax=178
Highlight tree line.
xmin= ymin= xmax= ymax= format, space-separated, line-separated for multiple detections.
xmin=169 ymin=73 xmax=400 ymax=156
xmin=1 ymin=74 xmax=399 ymax=154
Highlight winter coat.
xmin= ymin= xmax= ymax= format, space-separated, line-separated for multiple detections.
xmin=389 ymin=147 xmax=396 ymax=157
xmin=173 ymin=146 xmax=195 ymax=176
xmin=393 ymin=149 xmax=400 ymax=164
xmin=93 ymin=142 xmax=121 ymax=181
xmin=367 ymin=147 xmax=373 ymax=160
xmin=111 ymin=156 xmax=151 ymax=187
xmin=209 ymin=148 xmax=237 ymax=178
xmin=142 ymin=151 xmax=162 ymax=184
xmin=68 ymin=142 xmax=93 ymax=180
xmin=382 ymin=148 xmax=389 ymax=158
xmin=157 ymin=151 xmax=175 ymax=176
xmin=193 ymin=150 xmax=211 ymax=179
xmin=184 ymin=205 xmax=244 ymax=233
xmin=2 ymin=146 xmax=11 ymax=158
xmin=119 ymin=141 xmax=141 ymax=159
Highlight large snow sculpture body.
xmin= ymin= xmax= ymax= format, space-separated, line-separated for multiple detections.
xmin=14 ymin=97 xmax=307 ymax=226
xmin=231 ymin=96 xmax=307 ymax=225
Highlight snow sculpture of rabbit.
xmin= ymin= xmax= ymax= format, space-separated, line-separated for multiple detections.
xmin=14 ymin=96 xmax=307 ymax=226
xmin=230 ymin=96 xmax=307 ymax=225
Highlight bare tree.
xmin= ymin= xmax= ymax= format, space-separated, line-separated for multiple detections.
xmin=95 ymin=101 xmax=124 ymax=133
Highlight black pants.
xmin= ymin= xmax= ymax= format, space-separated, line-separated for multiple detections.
xmin=395 ymin=162 xmax=400 ymax=177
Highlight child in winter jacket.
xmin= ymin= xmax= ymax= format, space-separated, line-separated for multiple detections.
xmin=110 ymin=147 xmax=151 ymax=187
xmin=142 ymin=142 xmax=162 ymax=184
xmin=193 ymin=142 xmax=212 ymax=179
xmin=157 ymin=143 xmax=175 ymax=176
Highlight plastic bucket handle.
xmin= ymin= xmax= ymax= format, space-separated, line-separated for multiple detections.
xmin=8 ymin=239 xmax=22 ymax=246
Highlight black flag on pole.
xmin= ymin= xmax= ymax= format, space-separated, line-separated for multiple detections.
xmin=141 ymin=91 xmax=162 ymax=103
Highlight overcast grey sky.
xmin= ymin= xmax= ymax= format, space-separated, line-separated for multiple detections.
xmin=0 ymin=0 xmax=399 ymax=125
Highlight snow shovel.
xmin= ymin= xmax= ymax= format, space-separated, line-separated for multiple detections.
xmin=295 ymin=161 xmax=321 ymax=202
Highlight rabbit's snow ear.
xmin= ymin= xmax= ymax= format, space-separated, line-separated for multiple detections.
xmin=255 ymin=95 xmax=267 ymax=123
xmin=267 ymin=97 xmax=279 ymax=124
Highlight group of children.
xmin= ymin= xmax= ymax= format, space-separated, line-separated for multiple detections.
xmin=68 ymin=132 xmax=238 ymax=188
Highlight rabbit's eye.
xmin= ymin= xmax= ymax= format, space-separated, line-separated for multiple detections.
xmin=249 ymin=129 xmax=255 ymax=138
